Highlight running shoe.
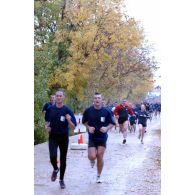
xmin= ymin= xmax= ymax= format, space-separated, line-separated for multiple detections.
xmin=141 ymin=139 xmax=144 ymax=144
xmin=59 ymin=180 xmax=66 ymax=189
xmin=90 ymin=160 xmax=95 ymax=168
xmin=51 ymin=168 xmax=59 ymax=182
xmin=96 ymin=175 xmax=102 ymax=183
xmin=122 ymin=139 xmax=126 ymax=144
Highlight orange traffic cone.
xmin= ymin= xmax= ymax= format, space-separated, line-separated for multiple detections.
xmin=78 ymin=134 xmax=83 ymax=144
xmin=80 ymin=134 xmax=83 ymax=144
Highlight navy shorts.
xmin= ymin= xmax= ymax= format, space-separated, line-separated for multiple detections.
xmin=138 ymin=122 xmax=147 ymax=128
xmin=130 ymin=120 xmax=137 ymax=125
xmin=129 ymin=116 xmax=137 ymax=125
xmin=88 ymin=139 xmax=107 ymax=148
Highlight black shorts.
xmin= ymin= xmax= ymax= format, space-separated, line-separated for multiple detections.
xmin=118 ymin=116 xmax=128 ymax=124
xmin=129 ymin=116 xmax=137 ymax=125
xmin=130 ymin=120 xmax=136 ymax=125
xmin=138 ymin=122 xmax=147 ymax=128
xmin=88 ymin=139 xmax=107 ymax=148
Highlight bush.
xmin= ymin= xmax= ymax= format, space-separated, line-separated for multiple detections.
xmin=34 ymin=109 xmax=48 ymax=145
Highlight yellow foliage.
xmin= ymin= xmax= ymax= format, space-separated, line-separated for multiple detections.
xmin=49 ymin=0 xmax=156 ymax=102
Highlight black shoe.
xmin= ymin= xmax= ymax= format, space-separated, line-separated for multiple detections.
xmin=51 ymin=168 xmax=59 ymax=182
xmin=145 ymin=130 xmax=147 ymax=133
xmin=122 ymin=139 xmax=126 ymax=144
xmin=59 ymin=180 xmax=66 ymax=189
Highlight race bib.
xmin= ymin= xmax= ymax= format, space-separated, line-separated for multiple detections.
xmin=100 ymin=117 xmax=105 ymax=122
xmin=60 ymin=116 xmax=65 ymax=122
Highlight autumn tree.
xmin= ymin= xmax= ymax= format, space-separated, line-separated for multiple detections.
xmin=48 ymin=0 xmax=157 ymax=109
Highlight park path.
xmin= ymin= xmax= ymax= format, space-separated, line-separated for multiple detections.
xmin=34 ymin=117 xmax=161 ymax=195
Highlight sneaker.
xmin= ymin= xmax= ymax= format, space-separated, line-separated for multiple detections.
xmin=51 ymin=168 xmax=59 ymax=182
xmin=96 ymin=175 xmax=102 ymax=183
xmin=90 ymin=160 xmax=95 ymax=168
xmin=59 ymin=180 xmax=66 ymax=189
xmin=141 ymin=139 xmax=144 ymax=144
xmin=122 ymin=139 xmax=126 ymax=144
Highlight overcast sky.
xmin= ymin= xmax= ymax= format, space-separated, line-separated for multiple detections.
xmin=124 ymin=0 xmax=161 ymax=86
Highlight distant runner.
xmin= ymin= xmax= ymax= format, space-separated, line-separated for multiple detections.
xmin=137 ymin=104 xmax=150 ymax=144
xmin=114 ymin=99 xmax=135 ymax=144
xmin=42 ymin=94 xmax=56 ymax=117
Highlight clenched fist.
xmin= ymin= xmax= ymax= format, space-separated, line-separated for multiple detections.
xmin=65 ymin=114 xmax=71 ymax=121
xmin=100 ymin=126 xmax=108 ymax=133
xmin=45 ymin=122 xmax=51 ymax=133
xmin=88 ymin=126 xmax=95 ymax=134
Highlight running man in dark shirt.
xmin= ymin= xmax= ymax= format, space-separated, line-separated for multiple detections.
xmin=137 ymin=104 xmax=150 ymax=144
xmin=129 ymin=103 xmax=137 ymax=133
xmin=42 ymin=94 xmax=56 ymax=120
xmin=45 ymin=90 xmax=77 ymax=189
xmin=82 ymin=93 xmax=115 ymax=183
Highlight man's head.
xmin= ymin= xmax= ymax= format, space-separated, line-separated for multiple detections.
xmin=121 ymin=99 xmax=127 ymax=107
xmin=128 ymin=102 xmax=133 ymax=108
xmin=141 ymin=104 xmax=146 ymax=111
xmin=50 ymin=94 xmax=56 ymax=104
xmin=131 ymin=103 xmax=135 ymax=109
xmin=93 ymin=92 xmax=103 ymax=108
xmin=55 ymin=90 xmax=64 ymax=105
xmin=102 ymin=97 xmax=106 ymax=107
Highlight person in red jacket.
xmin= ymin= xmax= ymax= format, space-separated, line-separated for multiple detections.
xmin=114 ymin=99 xmax=135 ymax=144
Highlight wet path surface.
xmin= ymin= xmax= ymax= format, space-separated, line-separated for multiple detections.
xmin=35 ymin=118 xmax=161 ymax=195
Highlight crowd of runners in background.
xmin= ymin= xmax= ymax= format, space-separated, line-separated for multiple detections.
xmin=104 ymin=98 xmax=161 ymax=144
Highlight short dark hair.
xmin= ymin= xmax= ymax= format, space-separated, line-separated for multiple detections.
xmin=58 ymin=88 xmax=65 ymax=92
xmin=95 ymin=92 xmax=101 ymax=95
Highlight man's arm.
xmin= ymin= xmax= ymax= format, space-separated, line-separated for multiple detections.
xmin=84 ymin=122 xmax=95 ymax=133
xmin=100 ymin=123 xmax=114 ymax=133
xmin=113 ymin=105 xmax=120 ymax=116
xmin=66 ymin=114 xmax=76 ymax=130
xmin=100 ymin=110 xmax=116 ymax=133
xmin=127 ymin=106 xmax=135 ymax=116
xmin=82 ymin=108 xmax=95 ymax=133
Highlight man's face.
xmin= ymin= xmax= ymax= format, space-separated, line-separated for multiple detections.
xmin=50 ymin=95 xmax=56 ymax=103
xmin=93 ymin=94 xmax=102 ymax=107
xmin=102 ymin=99 xmax=106 ymax=107
xmin=121 ymin=99 xmax=127 ymax=106
xmin=55 ymin=91 xmax=64 ymax=104
xmin=141 ymin=104 xmax=145 ymax=111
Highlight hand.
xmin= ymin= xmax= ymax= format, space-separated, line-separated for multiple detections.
xmin=100 ymin=126 xmax=108 ymax=133
xmin=65 ymin=114 xmax=71 ymax=121
xmin=45 ymin=122 xmax=51 ymax=133
xmin=88 ymin=126 xmax=95 ymax=133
